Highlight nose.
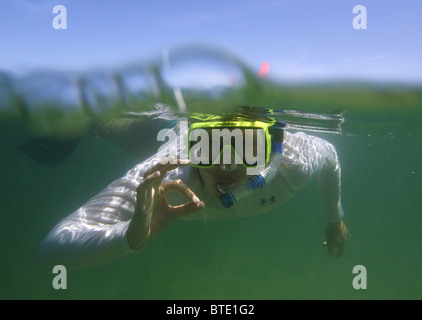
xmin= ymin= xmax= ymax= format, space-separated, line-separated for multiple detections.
xmin=220 ymin=146 xmax=241 ymax=171
xmin=220 ymin=163 xmax=239 ymax=172
xmin=220 ymin=156 xmax=243 ymax=172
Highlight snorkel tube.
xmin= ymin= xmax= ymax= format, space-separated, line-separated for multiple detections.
xmin=219 ymin=121 xmax=285 ymax=208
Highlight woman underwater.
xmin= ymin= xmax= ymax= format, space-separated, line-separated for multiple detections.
xmin=38 ymin=115 xmax=350 ymax=269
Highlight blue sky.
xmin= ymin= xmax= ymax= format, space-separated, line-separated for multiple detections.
xmin=1 ymin=0 xmax=422 ymax=83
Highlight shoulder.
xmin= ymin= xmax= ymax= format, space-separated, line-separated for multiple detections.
xmin=282 ymin=131 xmax=339 ymax=173
xmin=284 ymin=131 xmax=331 ymax=146
xmin=284 ymin=131 xmax=337 ymax=154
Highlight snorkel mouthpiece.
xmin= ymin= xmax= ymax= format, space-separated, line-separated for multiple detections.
xmin=220 ymin=175 xmax=266 ymax=208
xmin=219 ymin=121 xmax=285 ymax=208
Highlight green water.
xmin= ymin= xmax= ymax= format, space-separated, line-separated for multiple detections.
xmin=1 ymin=84 xmax=422 ymax=300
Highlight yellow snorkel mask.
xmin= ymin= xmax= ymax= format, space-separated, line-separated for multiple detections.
xmin=187 ymin=120 xmax=274 ymax=170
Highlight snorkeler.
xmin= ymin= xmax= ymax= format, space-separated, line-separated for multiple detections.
xmin=38 ymin=116 xmax=350 ymax=269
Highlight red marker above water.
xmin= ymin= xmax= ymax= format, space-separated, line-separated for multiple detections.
xmin=258 ymin=61 xmax=270 ymax=78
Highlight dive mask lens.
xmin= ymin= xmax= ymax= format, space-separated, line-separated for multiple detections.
xmin=188 ymin=121 xmax=272 ymax=169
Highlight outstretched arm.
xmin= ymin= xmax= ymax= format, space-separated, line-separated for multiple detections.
xmin=316 ymin=140 xmax=350 ymax=258
xmin=280 ymin=131 xmax=350 ymax=258
xmin=37 ymin=174 xmax=140 ymax=269
xmin=37 ymin=157 xmax=203 ymax=269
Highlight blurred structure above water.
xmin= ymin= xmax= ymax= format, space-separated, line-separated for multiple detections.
xmin=1 ymin=44 xmax=421 ymax=138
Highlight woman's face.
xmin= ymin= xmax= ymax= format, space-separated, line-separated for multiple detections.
xmin=193 ymin=125 xmax=265 ymax=196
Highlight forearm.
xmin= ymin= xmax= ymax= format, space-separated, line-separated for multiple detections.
xmin=36 ymin=133 xmax=183 ymax=268
xmin=317 ymin=157 xmax=344 ymax=223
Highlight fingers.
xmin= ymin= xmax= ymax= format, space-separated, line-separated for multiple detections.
xmin=138 ymin=163 xmax=203 ymax=220
xmin=161 ymin=179 xmax=200 ymax=203
xmin=325 ymin=238 xmax=345 ymax=258
xmin=137 ymin=171 xmax=161 ymax=195
xmin=334 ymin=224 xmax=349 ymax=258
xmin=143 ymin=159 xmax=190 ymax=182
xmin=325 ymin=221 xmax=349 ymax=258
xmin=135 ymin=171 xmax=161 ymax=214
xmin=335 ymin=243 xmax=345 ymax=258
xmin=169 ymin=201 xmax=205 ymax=219
xmin=327 ymin=242 xmax=334 ymax=258
xmin=160 ymin=179 xmax=204 ymax=218
xmin=139 ymin=159 xmax=191 ymax=194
